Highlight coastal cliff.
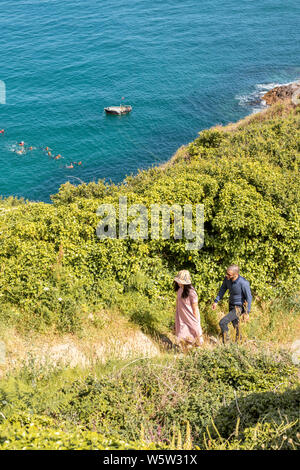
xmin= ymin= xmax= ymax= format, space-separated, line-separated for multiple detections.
xmin=0 ymin=97 xmax=299 ymax=451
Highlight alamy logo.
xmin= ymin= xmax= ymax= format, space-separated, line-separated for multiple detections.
xmin=96 ymin=196 xmax=204 ymax=250
xmin=0 ymin=81 xmax=6 ymax=104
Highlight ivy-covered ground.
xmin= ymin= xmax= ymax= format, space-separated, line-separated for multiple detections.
xmin=0 ymin=345 xmax=299 ymax=450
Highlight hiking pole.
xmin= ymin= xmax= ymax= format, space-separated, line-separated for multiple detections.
xmin=234 ymin=301 xmax=248 ymax=343
xmin=240 ymin=301 xmax=249 ymax=342
xmin=235 ymin=306 xmax=241 ymax=342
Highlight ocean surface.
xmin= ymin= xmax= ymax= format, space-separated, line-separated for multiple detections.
xmin=0 ymin=0 xmax=299 ymax=202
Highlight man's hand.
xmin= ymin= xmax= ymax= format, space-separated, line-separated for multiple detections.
xmin=212 ymin=302 xmax=217 ymax=310
xmin=241 ymin=313 xmax=249 ymax=323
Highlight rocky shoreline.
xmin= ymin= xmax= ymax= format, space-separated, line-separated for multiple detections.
xmin=163 ymin=81 xmax=300 ymax=170
xmin=262 ymin=80 xmax=300 ymax=105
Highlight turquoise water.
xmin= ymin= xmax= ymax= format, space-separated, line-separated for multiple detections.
xmin=0 ymin=0 xmax=299 ymax=202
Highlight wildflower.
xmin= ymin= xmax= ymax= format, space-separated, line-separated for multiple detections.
xmin=43 ymin=287 xmax=49 ymax=291
xmin=58 ymin=297 xmax=62 ymax=302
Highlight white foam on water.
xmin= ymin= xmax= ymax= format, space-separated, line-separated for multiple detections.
xmin=6 ymin=144 xmax=27 ymax=155
xmin=235 ymin=81 xmax=294 ymax=115
xmin=6 ymin=144 xmax=18 ymax=153
xmin=235 ymin=88 xmax=268 ymax=114
xmin=256 ymin=82 xmax=282 ymax=91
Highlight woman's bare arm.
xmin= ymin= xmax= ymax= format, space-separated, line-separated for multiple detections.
xmin=192 ymin=302 xmax=200 ymax=320
xmin=192 ymin=302 xmax=204 ymax=342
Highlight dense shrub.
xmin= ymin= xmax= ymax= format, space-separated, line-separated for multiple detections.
xmin=0 ymin=346 xmax=297 ymax=449
xmin=0 ymin=412 xmax=168 ymax=450
xmin=209 ymin=386 xmax=300 ymax=449
xmin=0 ymin=102 xmax=299 ymax=333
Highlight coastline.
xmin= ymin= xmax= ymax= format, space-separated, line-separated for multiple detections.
xmin=261 ymin=80 xmax=300 ymax=105
xmin=160 ymin=79 xmax=300 ymax=171
xmin=1 ymin=80 xmax=299 ymax=202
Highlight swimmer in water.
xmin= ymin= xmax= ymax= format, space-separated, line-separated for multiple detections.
xmin=18 ymin=141 xmax=25 ymax=146
xmin=0 ymin=129 xmax=4 ymax=134
xmin=66 ymin=163 xmax=74 ymax=169
xmin=55 ymin=154 xmax=62 ymax=160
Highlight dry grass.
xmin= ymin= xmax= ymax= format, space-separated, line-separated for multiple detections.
xmin=212 ymin=99 xmax=297 ymax=133
xmin=159 ymin=99 xmax=298 ymax=172
xmin=1 ymin=295 xmax=299 ymax=378
xmin=211 ymin=298 xmax=300 ymax=357
xmin=0 ymin=309 xmax=160 ymax=377
xmin=159 ymin=145 xmax=189 ymax=170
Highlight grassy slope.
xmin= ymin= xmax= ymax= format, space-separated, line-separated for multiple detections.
xmin=0 ymin=99 xmax=299 ymax=450
xmin=0 ymin=100 xmax=299 ymax=339
xmin=0 ymin=345 xmax=299 ymax=450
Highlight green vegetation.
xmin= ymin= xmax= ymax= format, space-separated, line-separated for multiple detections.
xmin=0 ymin=100 xmax=299 ymax=450
xmin=0 ymin=101 xmax=299 ymax=336
xmin=0 ymin=346 xmax=299 ymax=450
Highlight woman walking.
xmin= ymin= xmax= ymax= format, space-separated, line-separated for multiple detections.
xmin=174 ymin=270 xmax=204 ymax=349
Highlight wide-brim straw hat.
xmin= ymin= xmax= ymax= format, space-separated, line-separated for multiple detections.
xmin=174 ymin=270 xmax=192 ymax=285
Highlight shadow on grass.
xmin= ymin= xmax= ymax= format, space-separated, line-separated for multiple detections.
xmin=206 ymin=386 xmax=300 ymax=449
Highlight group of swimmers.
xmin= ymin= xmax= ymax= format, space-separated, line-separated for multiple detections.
xmin=14 ymin=141 xmax=34 ymax=155
xmin=1 ymin=130 xmax=82 ymax=169
xmin=44 ymin=146 xmax=63 ymax=160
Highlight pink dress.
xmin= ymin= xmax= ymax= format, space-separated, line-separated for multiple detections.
xmin=175 ymin=286 xmax=202 ymax=343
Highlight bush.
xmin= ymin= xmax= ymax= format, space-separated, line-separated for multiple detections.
xmin=0 ymin=346 xmax=298 ymax=450
xmin=0 ymin=101 xmax=299 ymax=334
xmin=0 ymin=412 xmax=168 ymax=450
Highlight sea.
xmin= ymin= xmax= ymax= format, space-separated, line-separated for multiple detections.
xmin=0 ymin=0 xmax=299 ymax=202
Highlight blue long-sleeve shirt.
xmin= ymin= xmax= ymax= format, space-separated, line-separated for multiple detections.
xmin=214 ymin=275 xmax=252 ymax=313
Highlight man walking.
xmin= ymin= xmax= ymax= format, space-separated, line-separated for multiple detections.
xmin=212 ymin=264 xmax=252 ymax=344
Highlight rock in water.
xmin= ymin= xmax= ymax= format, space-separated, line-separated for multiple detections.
xmin=262 ymin=81 xmax=300 ymax=105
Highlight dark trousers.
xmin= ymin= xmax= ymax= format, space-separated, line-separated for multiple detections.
xmin=219 ymin=306 xmax=242 ymax=333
